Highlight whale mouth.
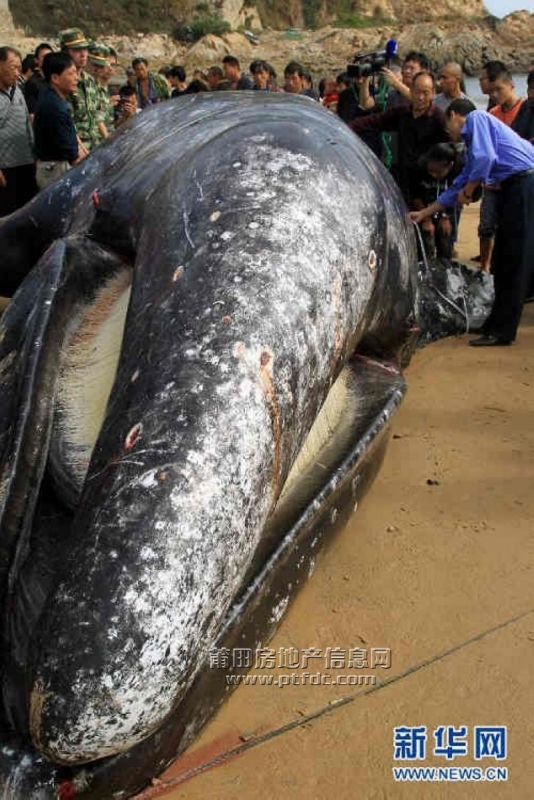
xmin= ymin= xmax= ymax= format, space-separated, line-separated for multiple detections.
xmin=40 ymin=269 xmax=399 ymax=620
xmin=48 ymin=269 xmax=133 ymax=509
xmin=0 ymin=257 xmax=377 ymax=757
xmin=45 ymin=266 xmax=355 ymax=513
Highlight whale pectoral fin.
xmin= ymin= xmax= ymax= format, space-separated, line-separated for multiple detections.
xmin=0 ymin=236 xmax=131 ymax=733
xmin=0 ymin=240 xmax=70 ymax=598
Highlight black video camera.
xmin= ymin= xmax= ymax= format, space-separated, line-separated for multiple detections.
xmin=347 ymin=39 xmax=398 ymax=79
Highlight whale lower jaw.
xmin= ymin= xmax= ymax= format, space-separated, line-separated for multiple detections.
xmin=0 ymin=350 xmax=405 ymax=795
xmin=0 ymin=238 xmax=403 ymax=769
xmin=28 ymin=281 xmax=383 ymax=765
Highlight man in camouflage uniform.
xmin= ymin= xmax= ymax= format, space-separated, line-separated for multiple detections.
xmin=88 ymin=43 xmax=117 ymax=141
xmin=59 ymin=28 xmax=100 ymax=153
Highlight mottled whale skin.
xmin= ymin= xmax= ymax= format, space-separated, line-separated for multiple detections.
xmin=0 ymin=93 xmax=417 ymax=794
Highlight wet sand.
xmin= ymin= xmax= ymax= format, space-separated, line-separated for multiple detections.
xmin=137 ymin=203 xmax=534 ymax=800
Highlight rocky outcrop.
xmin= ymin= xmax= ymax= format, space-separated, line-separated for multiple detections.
xmin=2 ymin=11 xmax=533 ymax=77
xmin=215 ymin=0 xmax=487 ymax=28
xmin=217 ymin=0 xmax=262 ymax=30
xmin=0 ymin=0 xmax=15 ymax=35
xmin=7 ymin=0 xmax=490 ymax=37
xmin=365 ymin=0 xmax=484 ymax=24
xmin=496 ymin=10 xmax=534 ymax=46
xmin=395 ymin=18 xmax=533 ymax=74
xmin=414 ymin=15 xmax=531 ymax=72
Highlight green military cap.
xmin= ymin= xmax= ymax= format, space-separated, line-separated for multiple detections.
xmin=58 ymin=28 xmax=90 ymax=50
xmin=88 ymin=42 xmax=110 ymax=67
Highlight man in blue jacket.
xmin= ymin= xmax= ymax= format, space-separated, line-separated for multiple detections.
xmin=410 ymin=98 xmax=534 ymax=347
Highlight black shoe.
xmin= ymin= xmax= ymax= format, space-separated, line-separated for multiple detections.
xmin=469 ymin=335 xmax=512 ymax=347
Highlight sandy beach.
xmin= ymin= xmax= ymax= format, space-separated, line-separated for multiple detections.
xmin=136 ymin=202 xmax=534 ymax=800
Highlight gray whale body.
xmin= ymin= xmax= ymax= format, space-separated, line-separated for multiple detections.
xmin=0 ymin=93 xmax=417 ymax=796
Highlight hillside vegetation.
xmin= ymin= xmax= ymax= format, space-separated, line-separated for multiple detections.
xmin=10 ymin=0 xmax=488 ymax=37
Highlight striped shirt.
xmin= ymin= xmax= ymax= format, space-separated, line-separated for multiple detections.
xmin=0 ymin=84 xmax=34 ymax=168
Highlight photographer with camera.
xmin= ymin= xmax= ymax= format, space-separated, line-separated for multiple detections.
xmin=343 ymin=45 xmax=430 ymax=174
xmin=337 ymin=47 xmax=393 ymax=158
xmin=115 ymin=84 xmax=140 ymax=128
xmin=349 ymin=70 xmax=449 ymax=258
xmin=380 ymin=51 xmax=431 ymax=108
xmin=337 ymin=74 xmax=375 ymax=120
xmin=337 ymin=74 xmax=381 ymax=156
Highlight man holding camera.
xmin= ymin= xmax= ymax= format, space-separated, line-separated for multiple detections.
xmin=380 ymin=50 xmax=430 ymax=108
xmin=350 ymin=70 xmax=449 ymax=259
xmin=349 ymin=71 xmax=448 ymax=216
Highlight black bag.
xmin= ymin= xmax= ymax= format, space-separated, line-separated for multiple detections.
xmin=417 ymin=257 xmax=494 ymax=345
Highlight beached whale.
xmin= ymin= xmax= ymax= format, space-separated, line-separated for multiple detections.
xmin=0 ymin=92 xmax=419 ymax=796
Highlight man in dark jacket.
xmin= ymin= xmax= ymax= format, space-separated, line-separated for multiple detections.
xmin=34 ymin=51 xmax=82 ymax=189
xmin=508 ymin=71 xmax=534 ymax=144
xmin=350 ymin=71 xmax=448 ymax=208
xmin=23 ymin=42 xmax=53 ymax=119
xmin=222 ymin=56 xmax=253 ymax=90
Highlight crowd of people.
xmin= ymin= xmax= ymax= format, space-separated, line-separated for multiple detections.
xmin=1 ymin=27 xmax=534 ymax=346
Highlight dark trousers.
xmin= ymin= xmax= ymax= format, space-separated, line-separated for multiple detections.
xmin=0 ymin=163 xmax=38 ymax=218
xmin=485 ymin=170 xmax=534 ymax=342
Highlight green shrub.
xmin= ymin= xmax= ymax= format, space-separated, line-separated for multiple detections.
xmin=302 ymin=0 xmax=321 ymax=29
xmin=335 ymin=13 xmax=393 ymax=28
xmin=172 ymin=15 xmax=231 ymax=42
xmin=12 ymin=0 xmax=173 ymax=35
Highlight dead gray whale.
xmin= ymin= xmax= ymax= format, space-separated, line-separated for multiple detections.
xmin=0 ymin=92 xmax=419 ymax=796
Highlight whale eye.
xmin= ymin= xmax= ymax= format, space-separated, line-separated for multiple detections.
xmin=368 ymin=250 xmax=377 ymax=274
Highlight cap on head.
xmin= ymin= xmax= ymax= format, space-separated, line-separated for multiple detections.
xmin=88 ymin=43 xmax=110 ymax=67
xmin=59 ymin=28 xmax=90 ymax=50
